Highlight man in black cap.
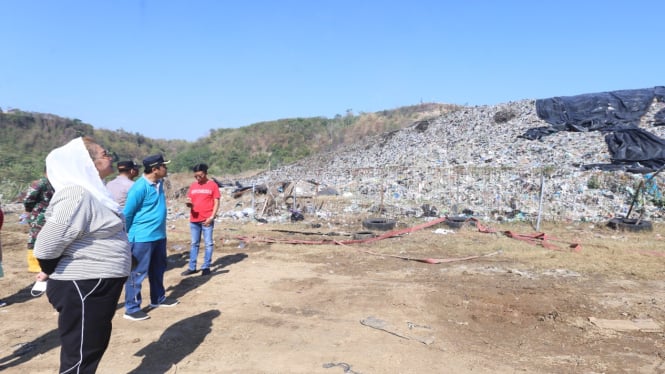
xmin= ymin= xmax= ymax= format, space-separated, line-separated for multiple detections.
xmin=106 ymin=160 xmax=140 ymax=209
xmin=122 ymin=154 xmax=179 ymax=321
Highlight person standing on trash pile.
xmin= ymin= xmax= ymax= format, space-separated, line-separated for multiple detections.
xmin=123 ymin=154 xmax=179 ymax=321
xmin=33 ymin=136 xmax=131 ymax=373
xmin=106 ymin=160 xmax=140 ymax=208
xmin=22 ymin=168 xmax=54 ymax=276
xmin=182 ymin=163 xmax=220 ymax=277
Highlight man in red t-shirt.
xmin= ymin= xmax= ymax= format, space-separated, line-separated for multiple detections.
xmin=181 ymin=163 xmax=220 ymax=276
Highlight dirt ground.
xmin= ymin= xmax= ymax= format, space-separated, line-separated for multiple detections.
xmin=2 ymin=209 xmax=665 ymax=374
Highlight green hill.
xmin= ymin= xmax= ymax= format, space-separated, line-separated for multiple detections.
xmin=0 ymin=103 xmax=458 ymax=202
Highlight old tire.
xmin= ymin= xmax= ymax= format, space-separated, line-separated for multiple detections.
xmin=353 ymin=231 xmax=376 ymax=240
xmin=607 ymin=218 xmax=653 ymax=232
xmin=445 ymin=216 xmax=469 ymax=229
xmin=362 ymin=218 xmax=396 ymax=231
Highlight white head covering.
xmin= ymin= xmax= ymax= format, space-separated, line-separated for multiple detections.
xmin=46 ymin=137 xmax=121 ymax=214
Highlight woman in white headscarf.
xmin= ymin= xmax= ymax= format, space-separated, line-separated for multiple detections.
xmin=34 ymin=136 xmax=131 ymax=374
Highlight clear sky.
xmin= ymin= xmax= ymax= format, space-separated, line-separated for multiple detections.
xmin=1 ymin=1 xmax=662 ymax=141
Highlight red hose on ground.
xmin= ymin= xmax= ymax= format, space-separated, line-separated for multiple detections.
xmin=234 ymin=216 xmax=582 ymax=263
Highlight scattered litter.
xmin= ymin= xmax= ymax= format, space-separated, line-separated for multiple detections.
xmin=323 ymin=362 xmax=362 ymax=374
xmin=507 ymin=269 xmax=533 ymax=278
xmin=360 ymin=316 xmax=435 ymax=345
xmin=433 ymin=228 xmax=456 ymax=235
xmin=541 ymin=269 xmax=581 ymax=277
xmin=588 ymin=317 xmax=662 ymax=332
xmin=406 ymin=321 xmax=432 ymax=330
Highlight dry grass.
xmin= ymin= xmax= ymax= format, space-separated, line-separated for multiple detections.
xmin=188 ymin=215 xmax=665 ymax=280
xmin=415 ymin=220 xmax=665 ymax=279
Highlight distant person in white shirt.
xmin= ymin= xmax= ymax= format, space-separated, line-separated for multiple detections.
xmin=106 ymin=160 xmax=140 ymax=208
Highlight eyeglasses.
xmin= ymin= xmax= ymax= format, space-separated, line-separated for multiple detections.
xmin=97 ymin=149 xmax=119 ymax=162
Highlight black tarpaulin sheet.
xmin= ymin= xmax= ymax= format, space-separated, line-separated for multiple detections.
xmin=521 ymin=86 xmax=665 ymax=141
xmin=582 ymin=128 xmax=665 ymax=172
xmin=606 ymin=128 xmax=665 ymax=169
xmin=522 ymin=87 xmax=665 ymax=172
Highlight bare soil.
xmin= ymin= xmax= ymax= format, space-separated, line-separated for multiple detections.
xmin=2 ymin=213 xmax=665 ymax=374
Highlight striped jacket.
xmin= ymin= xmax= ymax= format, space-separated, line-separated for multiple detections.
xmin=34 ymin=185 xmax=131 ymax=280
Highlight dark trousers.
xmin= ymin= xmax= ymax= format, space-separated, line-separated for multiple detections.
xmin=46 ymin=277 xmax=126 ymax=374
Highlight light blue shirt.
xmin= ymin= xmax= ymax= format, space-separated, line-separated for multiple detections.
xmin=124 ymin=175 xmax=167 ymax=242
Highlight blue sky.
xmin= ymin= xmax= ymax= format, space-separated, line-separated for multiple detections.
xmin=1 ymin=1 xmax=662 ymax=141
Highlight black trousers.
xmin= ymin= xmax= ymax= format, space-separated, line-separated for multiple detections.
xmin=46 ymin=277 xmax=126 ymax=374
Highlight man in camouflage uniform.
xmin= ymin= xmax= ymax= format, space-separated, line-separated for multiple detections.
xmin=23 ymin=174 xmax=54 ymax=272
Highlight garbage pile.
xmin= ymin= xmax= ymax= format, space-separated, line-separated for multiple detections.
xmin=212 ymin=87 xmax=665 ymax=224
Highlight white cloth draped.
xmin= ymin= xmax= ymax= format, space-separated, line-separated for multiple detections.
xmin=46 ymin=137 xmax=121 ymax=214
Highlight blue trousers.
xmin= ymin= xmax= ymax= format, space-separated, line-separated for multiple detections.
xmin=188 ymin=221 xmax=215 ymax=270
xmin=124 ymin=239 xmax=167 ymax=314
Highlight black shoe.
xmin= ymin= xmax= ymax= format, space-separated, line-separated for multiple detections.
xmin=149 ymin=297 xmax=179 ymax=308
xmin=123 ymin=310 xmax=150 ymax=321
xmin=181 ymin=268 xmax=198 ymax=276
xmin=201 ymin=268 xmax=211 ymax=276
